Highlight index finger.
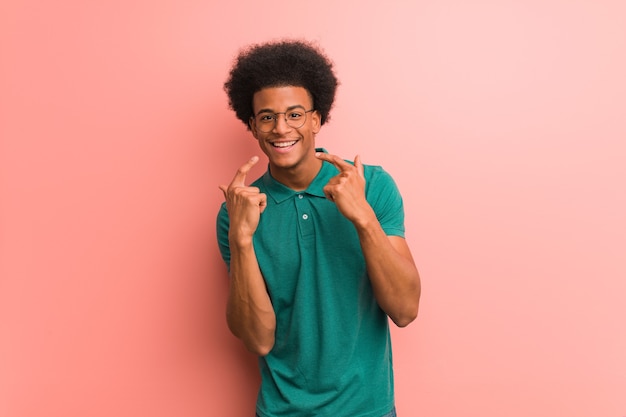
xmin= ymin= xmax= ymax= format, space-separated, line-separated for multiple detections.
xmin=315 ymin=152 xmax=354 ymax=172
xmin=230 ymin=156 xmax=260 ymax=186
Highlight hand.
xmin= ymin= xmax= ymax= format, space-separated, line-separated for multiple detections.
xmin=315 ymin=152 xmax=374 ymax=224
xmin=219 ymin=156 xmax=267 ymax=242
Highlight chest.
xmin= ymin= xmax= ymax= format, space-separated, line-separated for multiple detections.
xmin=252 ymin=195 xmax=365 ymax=305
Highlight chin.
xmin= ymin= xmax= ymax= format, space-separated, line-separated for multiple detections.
xmin=269 ymin=153 xmax=301 ymax=166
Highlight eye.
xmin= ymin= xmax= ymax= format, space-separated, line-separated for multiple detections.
xmin=258 ymin=113 xmax=275 ymax=123
xmin=287 ymin=112 xmax=304 ymax=120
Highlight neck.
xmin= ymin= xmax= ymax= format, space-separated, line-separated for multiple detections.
xmin=269 ymin=158 xmax=323 ymax=191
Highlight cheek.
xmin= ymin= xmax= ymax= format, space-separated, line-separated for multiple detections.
xmin=250 ymin=127 xmax=262 ymax=141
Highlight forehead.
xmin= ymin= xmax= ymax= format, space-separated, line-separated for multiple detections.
xmin=252 ymin=86 xmax=312 ymax=111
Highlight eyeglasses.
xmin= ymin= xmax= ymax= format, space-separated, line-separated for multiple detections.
xmin=252 ymin=108 xmax=315 ymax=133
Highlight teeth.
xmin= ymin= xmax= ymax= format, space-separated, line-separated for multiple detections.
xmin=273 ymin=141 xmax=297 ymax=148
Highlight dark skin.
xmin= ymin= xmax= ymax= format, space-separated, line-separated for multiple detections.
xmin=219 ymin=86 xmax=420 ymax=355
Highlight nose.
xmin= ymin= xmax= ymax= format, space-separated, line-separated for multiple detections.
xmin=272 ymin=114 xmax=292 ymax=134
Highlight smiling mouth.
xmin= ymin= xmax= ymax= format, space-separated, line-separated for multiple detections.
xmin=271 ymin=140 xmax=298 ymax=148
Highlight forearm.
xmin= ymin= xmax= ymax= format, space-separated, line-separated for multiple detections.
xmin=354 ymin=210 xmax=421 ymax=327
xmin=227 ymin=239 xmax=276 ymax=356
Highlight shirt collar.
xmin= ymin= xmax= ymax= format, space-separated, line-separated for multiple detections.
xmin=262 ymin=148 xmax=338 ymax=204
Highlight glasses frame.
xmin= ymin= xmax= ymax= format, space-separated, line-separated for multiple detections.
xmin=251 ymin=108 xmax=315 ymax=133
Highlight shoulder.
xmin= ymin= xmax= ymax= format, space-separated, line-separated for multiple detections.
xmin=362 ymin=164 xmax=404 ymax=209
xmin=250 ymin=173 xmax=267 ymax=189
xmin=362 ymin=164 xmax=399 ymax=190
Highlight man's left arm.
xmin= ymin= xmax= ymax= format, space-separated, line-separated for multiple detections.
xmin=315 ymin=153 xmax=421 ymax=327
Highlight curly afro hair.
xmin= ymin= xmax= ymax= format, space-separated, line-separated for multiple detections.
xmin=224 ymin=39 xmax=338 ymax=129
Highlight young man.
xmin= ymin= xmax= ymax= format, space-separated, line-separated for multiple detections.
xmin=217 ymin=40 xmax=420 ymax=417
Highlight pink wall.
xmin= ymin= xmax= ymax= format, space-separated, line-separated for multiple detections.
xmin=1 ymin=1 xmax=625 ymax=416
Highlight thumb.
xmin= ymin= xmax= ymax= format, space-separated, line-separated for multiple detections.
xmin=354 ymin=155 xmax=364 ymax=178
xmin=218 ymin=184 xmax=228 ymax=197
xmin=259 ymin=194 xmax=268 ymax=214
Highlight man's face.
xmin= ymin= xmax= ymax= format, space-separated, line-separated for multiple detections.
xmin=250 ymin=86 xmax=321 ymax=175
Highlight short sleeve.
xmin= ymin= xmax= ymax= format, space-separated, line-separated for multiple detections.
xmin=364 ymin=166 xmax=405 ymax=238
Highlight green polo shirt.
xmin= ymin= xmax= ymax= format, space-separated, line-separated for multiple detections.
xmin=217 ymin=150 xmax=405 ymax=417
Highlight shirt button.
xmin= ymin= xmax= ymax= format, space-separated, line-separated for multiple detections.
xmin=298 ymin=194 xmax=304 ymax=199
xmin=302 ymin=214 xmax=309 ymax=220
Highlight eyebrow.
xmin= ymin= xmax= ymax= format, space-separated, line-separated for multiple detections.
xmin=256 ymin=104 xmax=307 ymax=114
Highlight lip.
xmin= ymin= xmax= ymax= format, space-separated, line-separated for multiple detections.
xmin=268 ymin=139 xmax=299 ymax=153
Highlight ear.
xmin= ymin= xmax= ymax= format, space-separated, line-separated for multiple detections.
xmin=311 ymin=110 xmax=322 ymax=134
xmin=249 ymin=117 xmax=260 ymax=139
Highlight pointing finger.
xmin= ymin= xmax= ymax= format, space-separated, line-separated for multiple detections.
xmin=230 ymin=156 xmax=259 ymax=186
xmin=315 ymin=152 xmax=354 ymax=172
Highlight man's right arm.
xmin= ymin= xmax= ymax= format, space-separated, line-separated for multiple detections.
xmin=218 ymin=156 xmax=276 ymax=356
xmin=226 ymin=237 xmax=276 ymax=356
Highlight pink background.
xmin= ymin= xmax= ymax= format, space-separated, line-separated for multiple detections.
xmin=1 ymin=1 xmax=625 ymax=416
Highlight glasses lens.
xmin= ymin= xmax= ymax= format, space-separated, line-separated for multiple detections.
xmin=255 ymin=110 xmax=308 ymax=133
xmin=255 ymin=113 xmax=276 ymax=133
xmin=285 ymin=111 xmax=306 ymax=130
